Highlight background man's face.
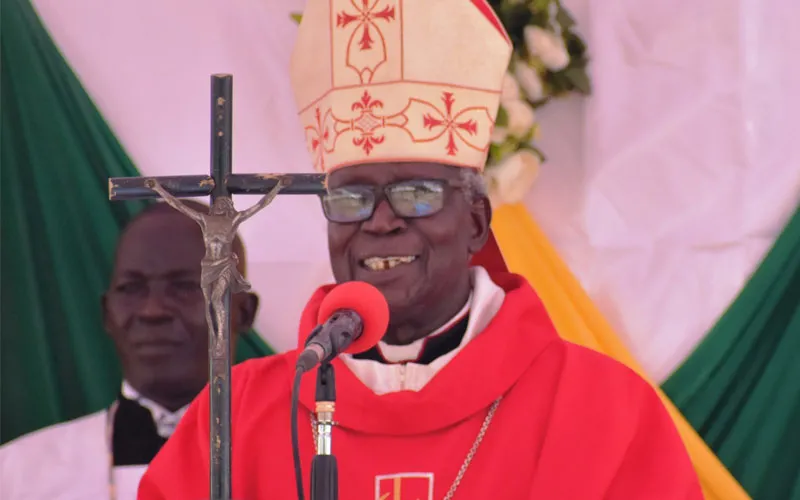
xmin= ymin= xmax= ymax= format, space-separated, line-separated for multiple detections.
xmin=103 ymin=211 xmax=255 ymax=408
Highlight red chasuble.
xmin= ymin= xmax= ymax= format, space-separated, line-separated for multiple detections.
xmin=138 ymin=273 xmax=702 ymax=499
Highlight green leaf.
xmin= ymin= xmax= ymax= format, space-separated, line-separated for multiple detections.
xmin=528 ymin=10 xmax=549 ymax=27
xmin=495 ymin=106 xmax=509 ymax=127
xmin=519 ymin=123 xmax=538 ymax=144
xmin=487 ymin=0 xmax=505 ymax=16
xmin=290 ymin=13 xmax=303 ymax=24
xmin=489 ymin=138 xmax=520 ymax=164
xmin=563 ymin=67 xmax=592 ymax=94
xmin=569 ymin=55 xmax=590 ymax=69
xmin=544 ymin=70 xmax=568 ymax=92
xmin=531 ymin=0 xmax=551 ymax=15
xmin=517 ymin=142 xmax=547 ymax=163
xmin=528 ymin=57 xmax=547 ymax=73
xmin=556 ymin=7 xmax=576 ymax=29
xmin=565 ymin=33 xmax=588 ymax=57
xmin=488 ymin=143 xmax=505 ymax=164
xmin=501 ymin=4 xmax=533 ymax=43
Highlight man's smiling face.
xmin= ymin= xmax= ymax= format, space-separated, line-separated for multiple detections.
xmin=324 ymin=162 xmax=490 ymax=337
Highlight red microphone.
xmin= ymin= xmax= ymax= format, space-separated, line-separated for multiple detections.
xmin=296 ymin=281 xmax=389 ymax=373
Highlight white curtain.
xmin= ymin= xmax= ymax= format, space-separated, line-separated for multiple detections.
xmin=33 ymin=0 xmax=800 ymax=378
xmin=527 ymin=0 xmax=800 ymax=381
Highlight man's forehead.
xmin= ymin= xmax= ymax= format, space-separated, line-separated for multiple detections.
xmin=112 ymin=209 xmax=246 ymax=276
xmin=114 ymin=212 xmax=204 ymax=270
xmin=122 ymin=211 xmax=202 ymax=243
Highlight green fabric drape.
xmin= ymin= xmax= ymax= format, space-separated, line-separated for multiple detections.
xmin=1 ymin=0 xmax=273 ymax=445
xmin=662 ymin=203 xmax=800 ymax=500
xmin=236 ymin=330 xmax=275 ymax=363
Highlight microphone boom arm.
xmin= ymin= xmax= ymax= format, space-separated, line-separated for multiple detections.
xmin=297 ymin=310 xmax=364 ymax=373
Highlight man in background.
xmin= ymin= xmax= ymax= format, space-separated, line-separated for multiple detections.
xmin=0 ymin=201 xmax=264 ymax=500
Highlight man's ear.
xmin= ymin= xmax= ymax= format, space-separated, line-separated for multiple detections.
xmin=468 ymin=197 xmax=492 ymax=255
xmin=235 ymin=292 xmax=259 ymax=333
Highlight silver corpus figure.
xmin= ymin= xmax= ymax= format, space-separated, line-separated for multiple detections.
xmin=144 ymin=177 xmax=285 ymax=355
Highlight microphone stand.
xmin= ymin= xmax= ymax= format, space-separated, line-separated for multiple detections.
xmin=311 ymin=360 xmax=338 ymax=500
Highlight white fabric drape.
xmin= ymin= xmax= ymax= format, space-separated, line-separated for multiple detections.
xmin=525 ymin=0 xmax=800 ymax=380
xmin=32 ymin=0 xmax=800 ymax=379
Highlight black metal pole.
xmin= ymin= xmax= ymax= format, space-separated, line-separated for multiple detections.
xmin=209 ymin=73 xmax=233 ymax=500
xmin=311 ymin=362 xmax=339 ymax=500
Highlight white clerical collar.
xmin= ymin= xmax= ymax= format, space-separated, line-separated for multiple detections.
xmin=121 ymin=381 xmax=189 ymax=439
xmin=374 ymin=293 xmax=472 ymax=363
xmin=342 ymin=266 xmax=506 ymax=394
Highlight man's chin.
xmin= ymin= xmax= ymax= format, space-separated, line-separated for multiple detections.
xmin=362 ymin=275 xmax=412 ymax=298
xmin=381 ymin=287 xmax=425 ymax=318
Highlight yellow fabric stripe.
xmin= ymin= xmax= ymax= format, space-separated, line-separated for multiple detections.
xmin=491 ymin=203 xmax=750 ymax=500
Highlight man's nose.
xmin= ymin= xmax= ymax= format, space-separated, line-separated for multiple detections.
xmin=138 ymin=287 xmax=174 ymax=321
xmin=361 ymin=199 xmax=406 ymax=235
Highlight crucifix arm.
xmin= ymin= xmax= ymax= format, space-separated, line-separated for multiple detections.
xmin=234 ymin=178 xmax=286 ymax=226
xmin=145 ymin=179 xmax=204 ymax=223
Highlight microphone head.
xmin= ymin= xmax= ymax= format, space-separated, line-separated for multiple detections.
xmin=317 ymin=281 xmax=389 ymax=354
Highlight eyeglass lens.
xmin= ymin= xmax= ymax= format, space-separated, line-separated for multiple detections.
xmin=321 ymin=180 xmax=447 ymax=223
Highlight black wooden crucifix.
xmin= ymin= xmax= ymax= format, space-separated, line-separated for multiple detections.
xmin=109 ymin=74 xmax=325 ymax=500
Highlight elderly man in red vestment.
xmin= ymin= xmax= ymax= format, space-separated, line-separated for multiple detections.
xmin=138 ymin=0 xmax=703 ymax=498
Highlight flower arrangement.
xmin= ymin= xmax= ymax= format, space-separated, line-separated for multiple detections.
xmin=290 ymin=0 xmax=591 ymax=207
xmin=483 ymin=0 xmax=591 ymax=207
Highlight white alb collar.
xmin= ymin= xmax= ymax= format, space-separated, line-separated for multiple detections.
xmin=342 ymin=266 xmax=506 ymax=394
xmin=121 ymin=381 xmax=189 ymax=439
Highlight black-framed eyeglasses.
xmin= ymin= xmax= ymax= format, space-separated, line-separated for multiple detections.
xmin=319 ymin=179 xmax=462 ymax=223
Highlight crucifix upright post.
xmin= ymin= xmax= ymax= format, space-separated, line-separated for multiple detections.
xmin=208 ymin=74 xmax=234 ymax=500
xmin=108 ymin=74 xmax=326 ymax=500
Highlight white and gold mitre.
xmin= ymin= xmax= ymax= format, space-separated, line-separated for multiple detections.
xmin=289 ymin=0 xmax=512 ymax=173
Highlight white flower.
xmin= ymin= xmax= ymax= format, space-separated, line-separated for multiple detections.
xmin=524 ymin=25 xmax=570 ymax=71
xmin=514 ymin=62 xmax=545 ymax=102
xmin=500 ymin=73 xmax=520 ymax=104
xmin=486 ymin=150 xmax=541 ymax=207
xmin=503 ymin=100 xmax=536 ymax=138
xmin=491 ymin=125 xmax=508 ymax=144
